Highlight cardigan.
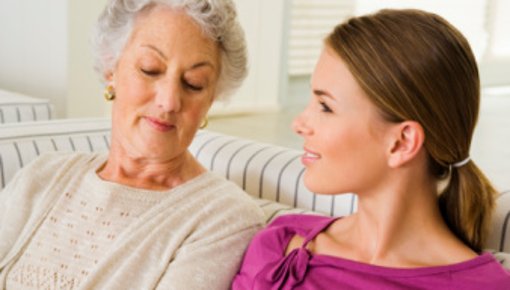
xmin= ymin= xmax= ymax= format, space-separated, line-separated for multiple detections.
xmin=0 ymin=152 xmax=265 ymax=290
xmin=232 ymin=214 xmax=510 ymax=290
xmin=6 ymin=158 xmax=174 ymax=289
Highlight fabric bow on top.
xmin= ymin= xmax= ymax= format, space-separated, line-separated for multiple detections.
xmin=265 ymin=246 xmax=311 ymax=289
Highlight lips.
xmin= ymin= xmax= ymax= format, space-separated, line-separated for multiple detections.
xmin=301 ymin=147 xmax=321 ymax=165
xmin=144 ymin=116 xmax=176 ymax=132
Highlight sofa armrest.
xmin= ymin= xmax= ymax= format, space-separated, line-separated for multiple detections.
xmin=0 ymin=118 xmax=111 ymax=187
xmin=0 ymin=89 xmax=54 ymax=123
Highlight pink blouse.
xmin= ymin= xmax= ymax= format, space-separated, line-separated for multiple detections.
xmin=232 ymin=214 xmax=510 ymax=290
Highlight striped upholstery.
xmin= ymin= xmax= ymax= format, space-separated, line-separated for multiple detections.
xmin=488 ymin=191 xmax=510 ymax=253
xmin=189 ymin=130 xmax=357 ymax=217
xmin=0 ymin=89 xmax=54 ymax=123
xmin=0 ymin=118 xmax=508 ymax=260
xmin=0 ymin=119 xmax=111 ymax=188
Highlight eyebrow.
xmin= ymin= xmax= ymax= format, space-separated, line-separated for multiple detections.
xmin=313 ymin=89 xmax=335 ymax=100
xmin=141 ymin=44 xmax=216 ymax=71
xmin=142 ymin=44 xmax=167 ymax=61
xmin=190 ymin=61 xmax=216 ymax=71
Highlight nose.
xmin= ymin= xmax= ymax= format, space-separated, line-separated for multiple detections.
xmin=155 ymin=79 xmax=182 ymax=113
xmin=292 ymin=111 xmax=312 ymax=137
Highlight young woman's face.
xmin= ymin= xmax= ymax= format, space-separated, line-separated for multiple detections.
xmin=109 ymin=6 xmax=220 ymax=161
xmin=293 ymin=46 xmax=393 ymax=195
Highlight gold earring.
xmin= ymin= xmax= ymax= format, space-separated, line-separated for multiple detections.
xmin=199 ymin=116 xmax=209 ymax=129
xmin=104 ymin=85 xmax=115 ymax=101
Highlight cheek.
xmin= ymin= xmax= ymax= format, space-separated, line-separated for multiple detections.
xmin=306 ymin=125 xmax=379 ymax=193
xmin=182 ymin=97 xmax=212 ymax=125
xmin=193 ymin=93 xmax=213 ymax=113
xmin=113 ymin=61 xmax=152 ymax=102
xmin=119 ymin=78 xmax=150 ymax=102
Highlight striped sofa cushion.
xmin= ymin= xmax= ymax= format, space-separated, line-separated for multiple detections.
xmin=0 ymin=118 xmax=508 ymax=257
xmin=189 ymin=130 xmax=358 ymax=217
xmin=0 ymin=119 xmax=111 ymax=188
xmin=0 ymin=89 xmax=54 ymax=123
xmin=488 ymin=191 xmax=510 ymax=253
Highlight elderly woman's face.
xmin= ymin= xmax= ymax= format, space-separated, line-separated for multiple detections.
xmin=109 ymin=6 xmax=220 ymax=160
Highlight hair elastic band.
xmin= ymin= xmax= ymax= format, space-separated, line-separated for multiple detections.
xmin=452 ymin=156 xmax=470 ymax=168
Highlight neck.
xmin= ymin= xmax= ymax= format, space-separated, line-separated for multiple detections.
xmin=355 ymin=180 xmax=441 ymax=263
xmin=98 ymin=144 xmax=205 ymax=191
xmin=327 ymin=170 xmax=475 ymax=267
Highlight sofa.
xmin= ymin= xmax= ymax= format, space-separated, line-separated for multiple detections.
xmin=0 ymin=89 xmax=54 ymax=123
xmin=0 ymin=118 xmax=508 ymax=268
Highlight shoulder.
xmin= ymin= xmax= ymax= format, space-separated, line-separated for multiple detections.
xmin=1 ymin=152 xmax=103 ymax=203
xmin=269 ymin=214 xmax=333 ymax=231
xmin=193 ymin=172 xmax=265 ymax=221
xmin=246 ymin=214 xmax=333 ymax=259
xmin=474 ymin=255 xmax=510 ymax=287
xmin=259 ymin=213 xmax=333 ymax=246
xmin=17 ymin=152 xmax=102 ymax=186
xmin=233 ymin=214 xmax=333 ymax=288
xmin=450 ymin=253 xmax=510 ymax=289
xmin=181 ymin=172 xmax=265 ymax=235
xmin=22 ymin=151 xmax=102 ymax=173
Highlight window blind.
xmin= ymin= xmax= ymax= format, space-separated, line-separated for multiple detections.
xmin=287 ymin=0 xmax=355 ymax=76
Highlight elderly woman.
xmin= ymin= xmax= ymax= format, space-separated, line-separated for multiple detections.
xmin=0 ymin=0 xmax=264 ymax=289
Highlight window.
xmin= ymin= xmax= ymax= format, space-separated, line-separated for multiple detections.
xmin=287 ymin=0 xmax=355 ymax=76
xmin=286 ymin=0 xmax=510 ymax=87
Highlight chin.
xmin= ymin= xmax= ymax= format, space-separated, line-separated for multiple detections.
xmin=304 ymin=173 xmax=328 ymax=194
xmin=303 ymin=172 xmax=350 ymax=195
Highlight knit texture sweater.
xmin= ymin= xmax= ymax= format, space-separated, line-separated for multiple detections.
xmin=0 ymin=152 xmax=264 ymax=290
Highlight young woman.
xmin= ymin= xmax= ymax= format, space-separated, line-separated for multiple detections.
xmin=232 ymin=9 xmax=510 ymax=289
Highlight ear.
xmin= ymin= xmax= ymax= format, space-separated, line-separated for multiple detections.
xmin=387 ymin=121 xmax=425 ymax=168
xmin=104 ymin=70 xmax=114 ymax=83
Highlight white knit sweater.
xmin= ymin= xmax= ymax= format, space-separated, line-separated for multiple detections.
xmin=0 ymin=152 xmax=264 ymax=290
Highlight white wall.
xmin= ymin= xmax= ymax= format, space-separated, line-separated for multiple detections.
xmin=0 ymin=0 xmax=68 ymax=117
xmin=69 ymin=0 xmax=288 ymax=117
xmin=481 ymin=0 xmax=510 ymax=86
xmin=211 ymin=0 xmax=287 ymax=114
xmin=66 ymin=0 xmax=287 ymax=118
xmin=0 ymin=0 xmax=287 ymax=118
xmin=355 ymin=0 xmax=510 ymax=87
xmin=355 ymin=0 xmax=488 ymax=58
xmin=66 ymin=0 xmax=109 ymax=118
xmin=1 ymin=1 xmax=508 ymax=119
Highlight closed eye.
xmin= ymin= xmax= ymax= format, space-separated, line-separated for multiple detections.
xmin=184 ymin=81 xmax=203 ymax=92
xmin=140 ymin=69 xmax=161 ymax=77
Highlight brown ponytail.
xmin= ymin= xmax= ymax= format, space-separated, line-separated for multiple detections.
xmin=326 ymin=9 xmax=498 ymax=252
xmin=439 ymin=163 xmax=497 ymax=252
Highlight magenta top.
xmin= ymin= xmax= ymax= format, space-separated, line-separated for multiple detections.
xmin=232 ymin=214 xmax=510 ymax=290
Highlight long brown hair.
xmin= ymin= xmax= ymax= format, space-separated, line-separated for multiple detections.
xmin=326 ymin=9 xmax=497 ymax=252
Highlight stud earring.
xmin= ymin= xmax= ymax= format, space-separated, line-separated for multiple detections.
xmin=104 ymin=85 xmax=115 ymax=101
